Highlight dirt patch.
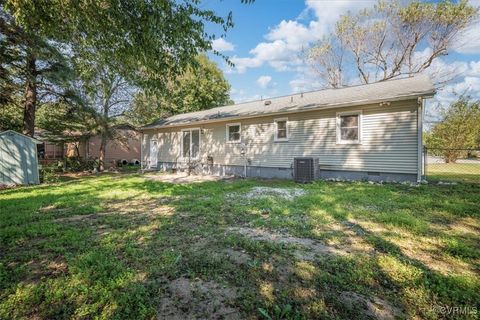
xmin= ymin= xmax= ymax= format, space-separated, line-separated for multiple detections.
xmin=339 ymin=291 xmax=403 ymax=320
xmin=229 ymin=186 xmax=307 ymax=201
xmin=158 ymin=277 xmax=241 ymax=319
xmin=21 ymin=257 xmax=69 ymax=284
xmin=348 ymin=218 xmax=478 ymax=276
xmin=146 ymin=173 xmax=235 ymax=184
xmin=54 ymin=199 xmax=176 ymax=223
xmin=222 ymin=248 xmax=251 ymax=265
xmin=227 ymin=227 xmax=371 ymax=260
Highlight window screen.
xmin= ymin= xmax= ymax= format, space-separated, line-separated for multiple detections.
xmin=191 ymin=130 xmax=199 ymax=158
xmin=228 ymin=125 xmax=240 ymax=142
xmin=339 ymin=114 xmax=359 ymax=142
xmin=182 ymin=131 xmax=191 ymax=158
xmin=182 ymin=129 xmax=200 ymax=158
xmin=276 ymin=120 xmax=287 ymax=139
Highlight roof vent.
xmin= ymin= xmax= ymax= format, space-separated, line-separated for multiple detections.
xmin=264 ymin=100 xmax=272 ymax=106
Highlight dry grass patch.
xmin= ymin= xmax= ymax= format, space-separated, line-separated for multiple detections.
xmin=158 ymin=277 xmax=241 ymax=320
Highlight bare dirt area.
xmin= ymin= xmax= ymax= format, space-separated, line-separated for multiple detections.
xmin=145 ymin=172 xmax=235 ymax=184
xmin=53 ymin=198 xmax=177 ymax=223
xmin=158 ymin=277 xmax=242 ymax=320
xmin=228 ymin=186 xmax=307 ymax=201
xmin=227 ymin=227 xmax=373 ymax=260
xmin=3 ymin=172 xmax=478 ymax=319
xmin=339 ymin=291 xmax=403 ymax=320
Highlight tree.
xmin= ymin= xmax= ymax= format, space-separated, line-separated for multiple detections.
xmin=307 ymin=0 xmax=478 ymax=88
xmin=0 ymin=100 xmax=22 ymax=132
xmin=4 ymin=0 xmax=245 ymax=93
xmin=3 ymin=0 xmax=252 ymax=136
xmin=72 ymin=52 xmax=135 ymax=171
xmin=129 ymin=55 xmax=233 ymax=126
xmin=0 ymin=6 xmax=77 ymax=136
xmin=425 ymin=96 xmax=480 ymax=162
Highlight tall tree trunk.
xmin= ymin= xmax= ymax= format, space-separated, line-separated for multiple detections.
xmin=22 ymin=54 xmax=37 ymax=137
xmin=98 ymin=132 xmax=107 ymax=171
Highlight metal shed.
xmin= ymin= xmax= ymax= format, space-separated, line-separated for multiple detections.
xmin=0 ymin=130 xmax=42 ymax=185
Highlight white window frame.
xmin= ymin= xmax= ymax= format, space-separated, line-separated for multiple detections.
xmin=336 ymin=111 xmax=362 ymax=144
xmin=274 ymin=117 xmax=289 ymax=142
xmin=226 ymin=122 xmax=241 ymax=143
xmin=181 ymin=128 xmax=201 ymax=160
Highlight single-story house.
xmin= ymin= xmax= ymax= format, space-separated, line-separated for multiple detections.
xmin=0 ymin=130 xmax=42 ymax=185
xmin=64 ymin=125 xmax=141 ymax=167
xmin=140 ymin=75 xmax=435 ymax=182
xmin=36 ymin=125 xmax=141 ymax=167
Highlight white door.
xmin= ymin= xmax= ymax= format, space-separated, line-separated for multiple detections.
xmin=149 ymin=140 xmax=158 ymax=168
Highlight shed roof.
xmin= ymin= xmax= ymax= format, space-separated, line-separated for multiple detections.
xmin=0 ymin=130 xmax=43 ymax=144
xmin=141 ymin=74 xmax=435 ymax=130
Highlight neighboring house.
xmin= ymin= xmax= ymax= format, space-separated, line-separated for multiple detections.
xmin=64 ymin=125 xmax=141 ymax=167
xmin=140 ymin=75 xmax=435 ymax=182
xmin=36 ymin=125 xmax=141 ymax=168
xmin=0 ymin=130 xmax=42 ymax=185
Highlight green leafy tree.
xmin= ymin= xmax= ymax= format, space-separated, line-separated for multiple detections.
xmin=129 ymin=55 xmax=233 ymax=126
xmin=71 ymin=52 xmax=136 ymax=171
xmin=0 ymin=6 xmax=77 ymax=136
xmin=307 ymin=0 xmax=478 ymax=88
xmin=0 ymin=100 xmax=22 ymax=131
xmin=425 ymin=96 xmax=480 ymax=162
xmin=3 ymin=0 xmax=251 ymax=135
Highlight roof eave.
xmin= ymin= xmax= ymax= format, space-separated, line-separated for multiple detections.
xmin=139 ymin=91 xmax=435 ymax=131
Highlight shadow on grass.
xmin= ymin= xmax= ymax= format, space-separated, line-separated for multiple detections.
xmin=0 ymin=174 xmax=479 ymax=319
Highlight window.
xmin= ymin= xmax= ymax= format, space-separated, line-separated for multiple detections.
xmin=337 ymin=111 xmax=361 ymax=144
xmin=182 ymin=129 xmax=200 ymax=158
xmin=226 ymin=123 xmax=241 ymax=143
xmin=274 ymin=118 xmax=288 ymax=141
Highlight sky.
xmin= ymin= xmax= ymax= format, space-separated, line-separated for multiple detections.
xmin=204 ymin=0 xmax=480 ymax=121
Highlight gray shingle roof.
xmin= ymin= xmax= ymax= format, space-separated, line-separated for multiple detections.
xmin=141 ymin=75 xmax=435 ymax=130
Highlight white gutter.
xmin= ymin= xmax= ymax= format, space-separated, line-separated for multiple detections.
xmin=140 ymin=92 xmax=436 ymax=132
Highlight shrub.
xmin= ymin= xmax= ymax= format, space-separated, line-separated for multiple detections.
xmin=40 ymin=161 xmax=63 ymax=183
xmin=65 ymin=157 xmax=98 ymax=172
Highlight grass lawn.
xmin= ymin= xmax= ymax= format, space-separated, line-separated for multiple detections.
xmin=1 ymin=173 xmax=479 ymax=319
xmin=427 ymin=163 xmax=480 ymax=184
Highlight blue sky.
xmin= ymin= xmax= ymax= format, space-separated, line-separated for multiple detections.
xmin=205 ymin=0 xmax=480 ymax=120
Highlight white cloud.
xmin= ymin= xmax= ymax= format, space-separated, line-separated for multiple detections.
xmin=229 ymin=88 xmax=264 ymax=104
xmin=235 ymin=94 xmax=262 ymax=103
xmin=228 ymin=56 xmax=262 ymax=74
xmin=452 ymin=20 xmax=480 ymax=54
xmin=305 ymin=0 xmax=373 ymax=25
xmin=265 ymin=20 xmax=317 ymax=46
xmin=425 ymin=57 xmax=480 ymax=122
xmin=211 ymin=38 xmax=235 ymax=52
xmin=230 ymin=88 xmax=245 ymax=96
xmin=436 ymin=76 xmax=480 ymax=104
xmin=227 ymin=0 xmax=375 ymax=74
xmin=452 ymin=1 xmax=480 ymax=54
xmin=289 ymin=77 xmax=324 ymax=93
xmin=256 ymin=75 xmax=272 ymax=88
xmin=289 ymin=79 xmax=307 ymax=93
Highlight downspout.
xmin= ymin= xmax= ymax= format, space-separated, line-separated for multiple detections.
xmin=244 ymin=157 xmax=247 ymax=178
xmin=417 ymin=97 xmax=424 ymax=183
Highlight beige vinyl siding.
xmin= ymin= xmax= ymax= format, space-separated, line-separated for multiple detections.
xmin=142 ymin=99 xmax=419 ymax=174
